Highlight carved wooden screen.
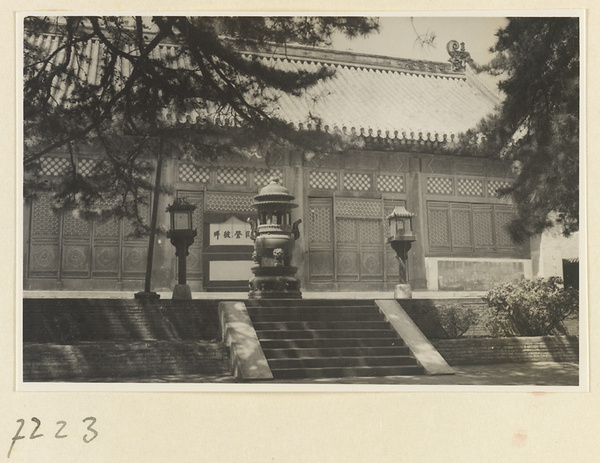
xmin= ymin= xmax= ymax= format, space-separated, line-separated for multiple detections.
xmin=308 ymin=197 xmax=389 ymax=284
xmin=121 ymin=202 xmax=150 ymax=280
xmin=61 ymin=210 xmax=92 ymax=278
xmin=335 ymin=198 xmax=384 ymax=282
xmin=92 ymin=199 xmax=121 ymax=278
xmin=307 ymin=197 xmax=334 ymax=282
xmin=426 ymin=201 xmax=528 ymax=256
xmin=27 ymin=193 xmax=150 ymax=281
xmin=28 ymin=193 xmax=61 ymax=278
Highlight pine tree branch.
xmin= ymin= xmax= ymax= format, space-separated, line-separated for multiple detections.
xmin=24 ymin=24 xmax=170 ymax=167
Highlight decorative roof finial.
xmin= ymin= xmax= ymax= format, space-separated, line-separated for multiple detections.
xmin=447 ymin=40 xmax=472 ymax=72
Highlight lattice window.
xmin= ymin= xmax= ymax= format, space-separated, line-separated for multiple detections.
xmin=205 ymin=193 xmax=254 ymax=212
xmin=427 ymin=177 xmax=454 ymax=195
xmin=309 ymin=205 xmax=332 ymax=244
xmin=179 ymin=163 xmax=209 ymax=183
xmin=63 ymin=211 xmax=91 ymax=237
xmin=40 ymin=157 xmax=69 ymax=176
xmin=255 ymin=168 xmax=283 ymax=187
xmin=95 ymin=217 xmax=120 ymax=237
xmin=343 ymin=173 xmax=371 ymax=191
xmin=123 ymin=203 xmax=149 ymax=240
xmin=309 ymin=171 xmax=337 ymax=189
xmin=335 ymin=199 xmax=383 ymax=219
xmin=377 ymin=175 xmax=404 ymax=193
xmin=495 ymin=211 xmax=515 ymax=247
xmin=77 ymin=158 xmax=97 ymax=178
xmin=457 ymin=178 xmax=484 ymax=196
xmin=473 ymin=209 xmax=494 ymax=247
xmin=32 ymin=194 xmax=60 ymax=236
xmin=488 ymin=180 xmax=512 ymax=197
xmin=217 ymin=167 xmax=247 ymax=185
xmin=428 ymin=201 xmax=521 ymax=254
xmin=428 ymin=207 xmax=450 ymax=247
xmin=94 ymin=198 xmax=121 ymax=237
xmin=359 ymin=220 xmax=383 ymax=245
xmin=451 ymin=208 xmax=473 ymax=247
xmin=336 ymin=218 xmax=356 ymax=243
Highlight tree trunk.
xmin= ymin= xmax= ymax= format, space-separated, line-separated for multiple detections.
xmin=141 ymin=135 xmax=164 ymax=294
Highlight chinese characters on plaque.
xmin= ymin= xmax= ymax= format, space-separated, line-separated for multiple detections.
xmin=209 ymin=216 xmax=254 ymax=246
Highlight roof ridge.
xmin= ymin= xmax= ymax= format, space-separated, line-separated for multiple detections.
xmin=238 ymin=42 xmax=461 ymax=78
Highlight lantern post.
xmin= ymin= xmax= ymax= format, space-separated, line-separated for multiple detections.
xmin=386 ymin=205 xmax=417 ymax=299
xmin=166 ymin=198 xmax=197 ymax=300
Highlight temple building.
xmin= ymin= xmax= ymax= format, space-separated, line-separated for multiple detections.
xmin=23 ymin=39 xmax=575 ymax=294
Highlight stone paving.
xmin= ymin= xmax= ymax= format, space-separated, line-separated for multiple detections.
xmin=73 ymin=362 xmax=579 ymax=386
xmin=23 ymin=290 xmax=487 ymax=300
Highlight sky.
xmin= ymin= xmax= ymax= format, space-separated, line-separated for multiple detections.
xmin=330 ymin=16 xmax=508 ymax=66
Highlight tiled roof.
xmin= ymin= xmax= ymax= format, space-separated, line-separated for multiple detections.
xmin=27 ymin=33 xmax=499 ymax=143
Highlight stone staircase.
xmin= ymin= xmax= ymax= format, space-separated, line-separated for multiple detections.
xmin=246 ymin=299 xmax=425 ymax=379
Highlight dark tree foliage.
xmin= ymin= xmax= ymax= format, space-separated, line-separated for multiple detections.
xmin=449 ymin=17 xmax=579 ymax=242
xmin=23 ymin=16 xmax=379 ymax=227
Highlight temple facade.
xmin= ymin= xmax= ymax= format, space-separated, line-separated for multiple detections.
xmin=24 ymin=42 xmax=571 ymax=293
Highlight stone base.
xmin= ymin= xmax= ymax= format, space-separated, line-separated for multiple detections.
xmin=248 ymin=275 xmax=302 ymax=299
xmin=134 ymin=291 xmax=161 ymax=300
xmin=172 ymin=284 xmax=192 ymax=300
xmin=394 ymin=284 xmax=412 ymax=299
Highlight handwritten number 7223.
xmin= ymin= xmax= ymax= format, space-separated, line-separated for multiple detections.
xmin=7 ymin=417 xmax=97 ymax=458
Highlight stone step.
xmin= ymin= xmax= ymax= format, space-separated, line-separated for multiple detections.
xmin=256 ymin=329 xmax=398 ymax=340
xmin=245 ymin=299 xmax=376 ymax=308
xmin=267 ymin=355 xmax=418 ymax=369
xmin=258 ymin=338 xmax=404 ymax=349
xmin=250 ymin=312 xmax=385 ymax=323
xmin=271 ymin=364 xmax=425 ymax=379
xmin=252 ymin=321 xmax=391 ymax=331
xmin=245 ymin=299 xmax=428 ymax=380
xmin=262 ymin=346 xmax=411 ymax=359
xmin=247 ymin=306 xmax=379 ymax=316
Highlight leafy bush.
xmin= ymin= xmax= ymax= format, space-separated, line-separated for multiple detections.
xmin=437 ymin=304 xmax=480 ymax=339
xmin=483 ymin=277 xmax=579 ymax=336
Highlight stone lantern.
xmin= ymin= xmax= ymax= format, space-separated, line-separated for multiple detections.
xmin=248 ymin=177 xmax=302 ymax=299
xmin=387 ymin=205 xmax=417 ymax=299
xmin=166 ymin=197 xmax=197 ymax=300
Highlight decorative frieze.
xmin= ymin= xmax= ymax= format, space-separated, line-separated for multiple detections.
xmin=217 ymin=166 xmax=247 ymax=185
xmin=343 ymin=172 xmax=371 ymax=191
xmin=179 ymin=163 xmax=209 ymax=183
xmin=205 ymin=193 xmax=254 ymax=212
xmin=335 ymin=198 xmax=383 ymax=219
xmin=426 ymin=177 xmax=454 ymax=195
xmin=377 ymin=174 xmax=404 ymax=193
xmin=309 ymin=171 xmax=338 ymax=190
xmin=77 ymin=158 xmax=97 ymax=177
xmin=457 ymin=178 xmax=484 ymax=196
xmin=488 ymin=180 xmax=512 ymax=198
xmin=254 ymin=168 xmax=283 ymax=186
xmin=39 ymin=157 xmax=69 ymax=176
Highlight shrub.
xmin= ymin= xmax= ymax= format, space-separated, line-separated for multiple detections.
xmin=437 ymin=304 xmax=480 ymax=339
xmin=483 ymin=277 xmax=579 ymax=336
